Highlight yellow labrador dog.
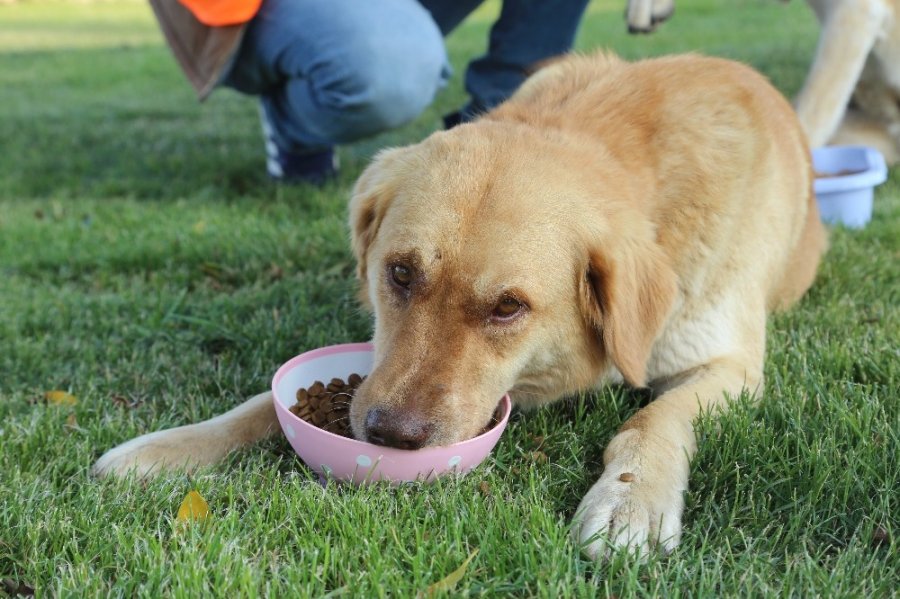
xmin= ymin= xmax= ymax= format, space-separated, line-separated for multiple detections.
xmin=94 ymin=52 xmax=826 ymax=558
xmin=627 ymin=0 xmax=900 ymax=164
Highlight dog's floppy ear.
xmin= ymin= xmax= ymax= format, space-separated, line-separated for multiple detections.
xmin=349 ymin=147 xmax=408 ymax=284
xmin=581 ymin=237 xmax=678 ymax=388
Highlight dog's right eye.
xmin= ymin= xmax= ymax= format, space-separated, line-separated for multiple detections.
xmin=389 ymin=264 xmax=413 ymax=289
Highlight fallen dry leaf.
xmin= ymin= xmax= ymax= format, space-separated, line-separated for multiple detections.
xmin=528 ymin=434 xmax=545 ymax=450
xmin=110 ymin=395 xmax=143 ymax=410
xmin=64 ymin=413 xmax=78 ymax=431
xmin=1 ymin=578 xmax=35 ymax=596
xmin=176 ymin=490 xmax=210 ymax=525
xmin=267 ymin=263 xmax=284 ymax=281
xmin=419 ymin=549 xmax=479 ymax=597
xmin=529 ymin=451 xmax=548 ymax=464
xmin=45 ymin=390 xmax=76 ymax=407
xmin=872 ymin=525 xmax=890 ymax=547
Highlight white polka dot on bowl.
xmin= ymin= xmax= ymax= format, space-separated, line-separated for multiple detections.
xmin=356 ymin=455 xmax=372 ymax=467
xmin=448 ymin=455 xmax=462 ymax=467
xmin=284 ymin=424 xmax=296 ymax=440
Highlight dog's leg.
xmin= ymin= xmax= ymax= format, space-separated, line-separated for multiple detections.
xmin=829 ymin=108 xmax=900 ymax=164
xmin=92 ymin=391 xmax=278 ymax=479
xmin=795 ymin=0 xmax=888 ymax=147
xmin=572 ymin=355 xmax=761 ymax=559
xmin=625 ymin=0 xmax=675 ymax=33
xmin=833 ymin=73 xmax=900 ymax=164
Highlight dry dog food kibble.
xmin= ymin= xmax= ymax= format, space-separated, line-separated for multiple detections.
xmin=290 ymin=373 xmax=504 ymax=441
xmin=478 ymin=404 xmax=504 ymax=436
xmin=289 ymin=373 xmax=366 ymax=438
xmin=814 ymin=168 xmax=865 ymax=178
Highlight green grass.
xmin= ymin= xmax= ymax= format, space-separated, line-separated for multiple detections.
xmin=1 ymin=0 xmax=897 ymax=595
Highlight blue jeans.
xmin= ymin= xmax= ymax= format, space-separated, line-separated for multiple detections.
xmin=222 ymin=0 xmax=590 ymax=154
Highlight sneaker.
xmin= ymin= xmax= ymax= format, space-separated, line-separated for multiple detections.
xmin=443 ymin=101 xmax=487 ymax=130
xmin=267 ymin=146 xmax=339 ymax=185
xmin=260 ymin=105 xmax=338 ymax=185
xmin=443 ymin=110 xmax=464 ymax=129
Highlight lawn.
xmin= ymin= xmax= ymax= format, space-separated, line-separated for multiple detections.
xmin=0 ymin=0 xmax=897 ymax=596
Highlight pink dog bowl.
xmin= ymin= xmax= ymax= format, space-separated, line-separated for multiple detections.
xmin=272 ymin=343 xmax=511 ymax=485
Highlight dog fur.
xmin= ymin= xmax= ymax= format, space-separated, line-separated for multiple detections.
xmin=626 ymin=0 xmax=900 ymax=164
xmin=93 ymin=51 xmax=826 ymax=559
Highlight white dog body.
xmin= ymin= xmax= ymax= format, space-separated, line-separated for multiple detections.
xmin=797 ymin=0 xmax=900 ymax=162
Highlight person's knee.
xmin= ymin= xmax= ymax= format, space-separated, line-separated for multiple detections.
xmin=247 ymin=0 xmax=451 ymax=147
xmin=310 ymin=37 xmax=449 ymax=142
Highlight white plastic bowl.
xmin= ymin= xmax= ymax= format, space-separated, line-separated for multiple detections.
xmin=272 ymin=343 xmax=511 ymax=485
xmin=813 ymin=145 xmax=887 ymax=228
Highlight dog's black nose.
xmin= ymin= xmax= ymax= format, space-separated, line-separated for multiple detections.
xmin=365 ymin=408 xmax=433 ymax=450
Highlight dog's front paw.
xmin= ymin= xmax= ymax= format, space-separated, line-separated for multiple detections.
xmin=572 ymin=468 xmax=684 ymax=560
xmin=571 ymin=431 xmax=688 ymax=560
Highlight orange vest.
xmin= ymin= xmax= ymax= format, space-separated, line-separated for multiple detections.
xmin=177 ymin=0 xmax=263 ymax=26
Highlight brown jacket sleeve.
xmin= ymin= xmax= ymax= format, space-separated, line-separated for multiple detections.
xmin=148 ymin=0 xmax=247 ymax=101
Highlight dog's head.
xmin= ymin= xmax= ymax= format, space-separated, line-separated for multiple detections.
xmin=347 ymin=122 xmax=677 ymax=448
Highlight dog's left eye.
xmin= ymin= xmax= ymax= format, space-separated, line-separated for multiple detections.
xmin=492 ymin=296 xmax=523 ymax=320
xmin=390 ymin=264 xmax=413 ymax=288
